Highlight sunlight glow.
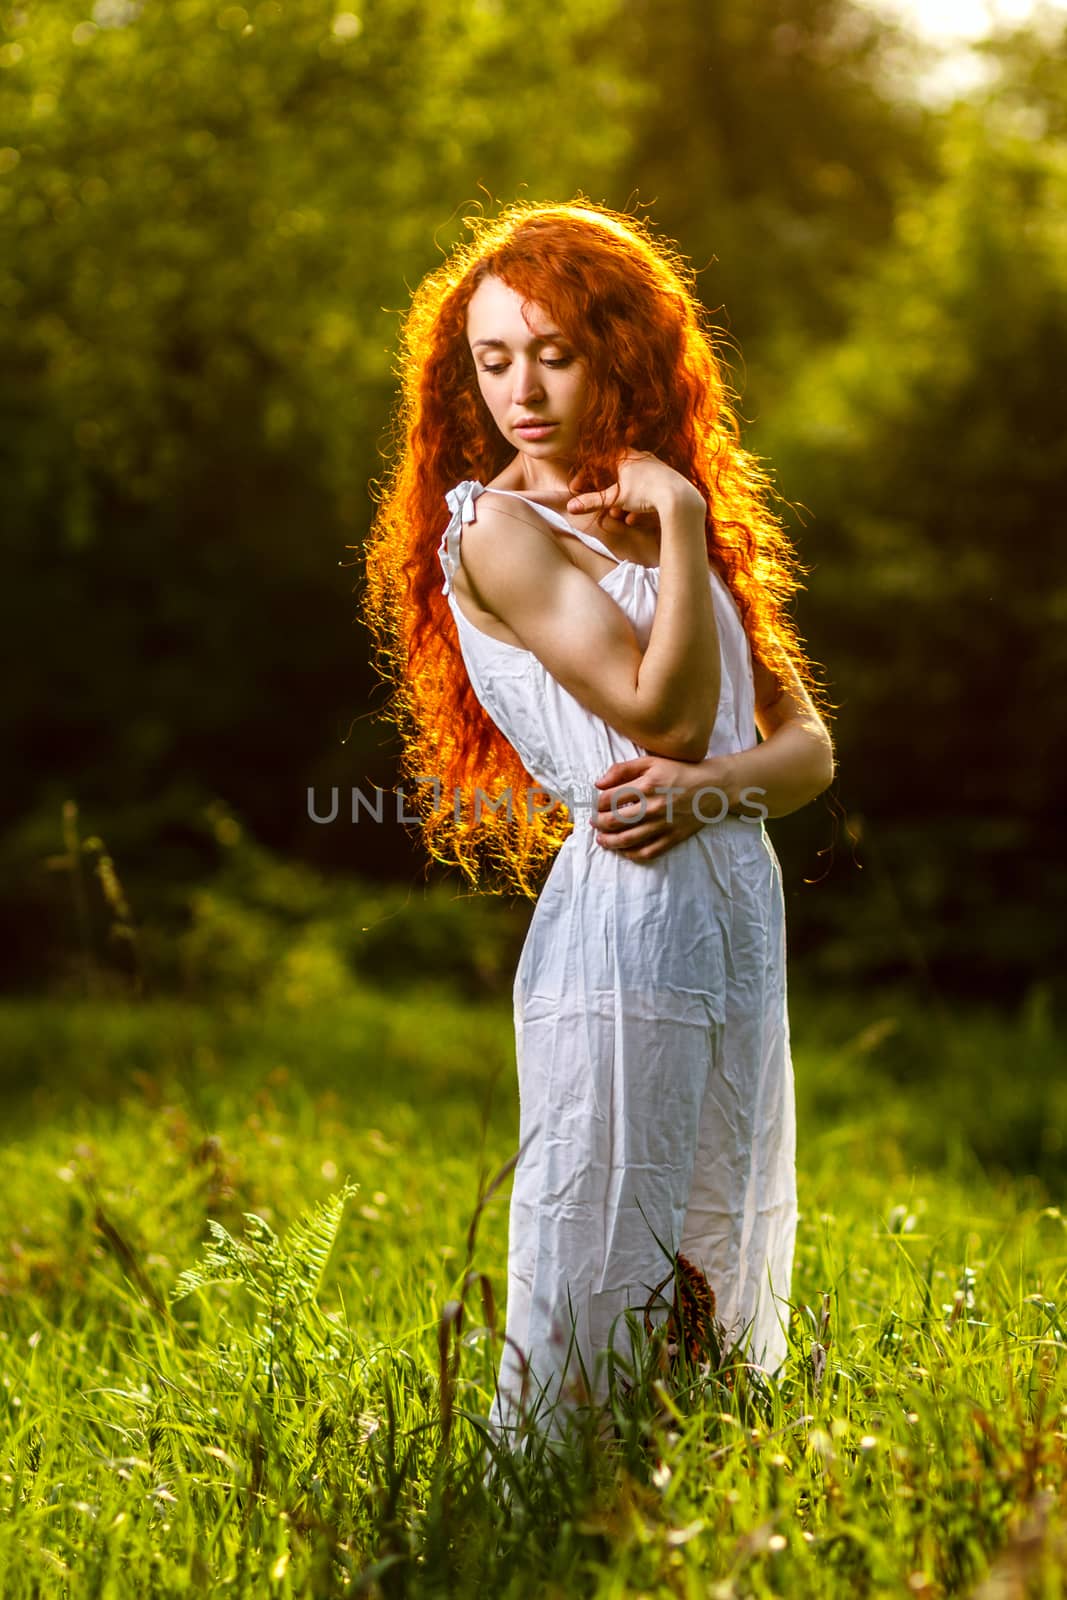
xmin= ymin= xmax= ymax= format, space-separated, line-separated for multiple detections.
xmin=861 ymin=0 xmax=1067 ymax=101
xmin=871 ymin=0 xmax=1065 ymax=40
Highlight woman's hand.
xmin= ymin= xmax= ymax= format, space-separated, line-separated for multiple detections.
xmin=567 ymin=449 xmax=705 ymax=526
xmin=588 ymin=753 xmax=745 ymax=862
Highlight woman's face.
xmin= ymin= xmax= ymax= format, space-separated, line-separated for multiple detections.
xmin=466 ymin=274 xmax=589 ymax=467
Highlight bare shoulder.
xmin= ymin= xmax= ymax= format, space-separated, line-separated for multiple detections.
xmin=459 ymin=492 xmax=569 ymax=602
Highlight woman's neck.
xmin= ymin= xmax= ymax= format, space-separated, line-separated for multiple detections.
xmin=505 ymin=451 xmax=575 ymax=498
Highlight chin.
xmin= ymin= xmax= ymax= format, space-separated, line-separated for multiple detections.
xmin=517 ymin=436 xmax=573 ymax=456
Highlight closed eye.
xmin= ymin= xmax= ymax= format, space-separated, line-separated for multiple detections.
xmin=481 ymin=358 xmax=572 ymax=375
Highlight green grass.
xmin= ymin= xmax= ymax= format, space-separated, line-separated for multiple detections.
xmin=0 ymin=980 xmax=1064 ymax=1597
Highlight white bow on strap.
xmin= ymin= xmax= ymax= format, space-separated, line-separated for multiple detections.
xmin=438 ymin=480 xmax=484 ymax=596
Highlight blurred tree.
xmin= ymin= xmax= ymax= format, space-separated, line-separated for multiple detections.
xmin=968 ymin=0 xmax=1067 ymax=141
xmin=599 ymin=0 xmax=937 ymax=386
xmin=1 ymin=0 xmax=1060 ymax=1004
xmin=0 ymin=0 xmax=640 ymax=980
xmin=0 ymin=0 xmax=637 ymax=877
xmin=760 ymin=55 xmax=1067 ymax=999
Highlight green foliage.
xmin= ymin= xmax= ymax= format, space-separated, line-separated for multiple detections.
xmin=760 ymin=77 xmax=1067 ymax=999
xmin=0 ymin=0 xmax=636 ymax=545
xmin=604 ymin=0 xmax=937 ymax=360
xmin=171 ymin=1182 xmax=359 ymax=1405
xmin=0 ymin=984 xmax=1064 ymax=1594
xmin=171 ymin=1186 xmax=356 ymax=1314
xmin=2 ymin=0 xmax=1063 ymax=1007
xmin=170 ymin=810 xmax=531 ymax=1003
xmin=0 ymin=0 xmax=637 ymax=952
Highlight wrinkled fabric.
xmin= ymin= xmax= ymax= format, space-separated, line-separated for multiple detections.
xmin=438 ymin=479 xmax=797 ymax=1445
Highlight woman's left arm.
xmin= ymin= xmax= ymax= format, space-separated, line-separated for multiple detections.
xmin=724 ymin=649 xmax=836 ymax=820
xmin=591 ymin=651 xmax=835 ymax=859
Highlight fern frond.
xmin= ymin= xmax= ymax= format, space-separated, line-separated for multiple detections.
xmin=281 ymin=1180 xmax=360 ymax=1307
xmin=169 ymin=1182 xmax=359 ymax=1316
xmin=169 ymin=1216 xmax=271 ymax=1304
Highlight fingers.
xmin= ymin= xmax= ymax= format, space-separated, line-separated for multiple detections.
xmin=567 ymin=483 xmax=620 ymax=514
xmin=594 ymin=759 xmax=649 ymax=787
xmin=593 ymin=790 xmax=650 ymax=832
xmin=593 ymin=819 xmax=664 ymax=859
xmin=601 ymin=507 xmax=644 ymax=528
xmin=568 ymin=485 xmax=657 ymax=523
xmin=595 ymin=803 xmax=648 ymax=835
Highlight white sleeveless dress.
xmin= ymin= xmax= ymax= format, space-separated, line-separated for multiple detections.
xmin=437 ymin=478 xmax=797 ymax=1444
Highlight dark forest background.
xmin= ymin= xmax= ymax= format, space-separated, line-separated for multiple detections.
xmin=3 ymin=0 xmax=1065 ymax=1012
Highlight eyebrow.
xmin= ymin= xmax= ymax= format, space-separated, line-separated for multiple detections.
xmin=471 ymin=332 xmax=566 ymax=350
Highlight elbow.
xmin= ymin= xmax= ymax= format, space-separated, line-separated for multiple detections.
xmin=673 ymin=728 xmax=714 ymax=763
xmin=811 ymin=738 xmax=836 ymax=798
xmin=651 ymin=717 xmax=714 ymax=763
xmin=669 ymin=696 xmax=719 ymax=763
xmin=631 ymin=670 xmax=719 ymax=765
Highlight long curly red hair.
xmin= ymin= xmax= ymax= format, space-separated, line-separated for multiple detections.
xmin=360 ymin=199 xmax=826 ymax=898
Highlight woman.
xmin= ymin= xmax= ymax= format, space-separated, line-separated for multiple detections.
xmin=361 ymin=201 xmax=835 ymax=1451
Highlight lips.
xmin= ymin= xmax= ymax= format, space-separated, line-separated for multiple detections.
xmin=514 ymin=420 xmax=557 ymax=436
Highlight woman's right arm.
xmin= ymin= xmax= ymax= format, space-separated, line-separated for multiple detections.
xmin=457 ymin=472 xmax=720 ymax=761
xmin=568 ymin=451 xmax=721 ymax=757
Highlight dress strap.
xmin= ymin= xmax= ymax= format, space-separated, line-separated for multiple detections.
xmin=438 ymin=479 xmax=485 ymax=596
xmin=438 ymin=478 xmax=625 ymax=599
xmin=478 ymin=485 xmax=622 ymax=566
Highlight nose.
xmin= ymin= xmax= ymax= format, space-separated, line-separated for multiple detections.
xmin=511 ymin=358 xmax=545 ymax=405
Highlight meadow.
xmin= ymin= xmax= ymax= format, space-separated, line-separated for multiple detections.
xmin=4 ymin=2 xmax=1065 ymax=1591
xmin=0 ymin=971 xmax=1063 ymax=1597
